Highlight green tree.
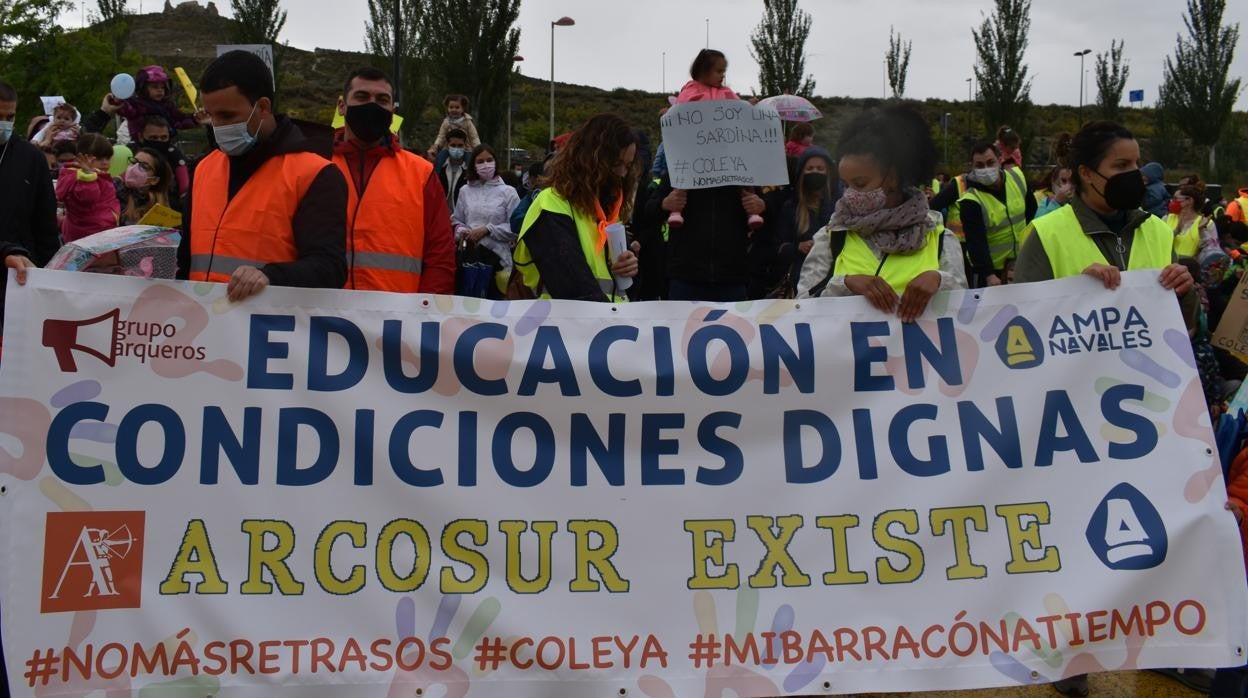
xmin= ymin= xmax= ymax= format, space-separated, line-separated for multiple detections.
xmin=971 ymin=0 xmax=1032 ymax=133
xmin=96 ymin=0 xmax=131 ymax=60
xmin=1094 ymin=40 xmax=1129 ymax=121
xmin=419 ymin=0 xmax=520 ymax=145
xmin=229 ymin=0 xmax=287 ymax=93
xmin=96 ymin=0 xmax=126 ymax=21
xmin=748 ymin=0 xmax=815 ymax=96
xmin=1162 ymin=0 xmax=1242 ymax=174
xmin=3 ymin=25 xmax=142 ymax=128
xmin=885 ymin=26 xmax=911 ymax=99
xmin=229 ymin=0 xmax=285 ymax=43
xmin=0 ymin=0 xmax=71 ymax=52
xmin=364 ymin=0 xmax=428 ymax=142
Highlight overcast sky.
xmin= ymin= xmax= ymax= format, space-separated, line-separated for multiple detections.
xmin=79 ymin=0 xmax=1248 ymax=110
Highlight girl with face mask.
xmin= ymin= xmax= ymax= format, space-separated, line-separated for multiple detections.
xmin=1167 ymin=181 xmax=1216 ymax=259
xmin=773 ymin=147 xmax=835 ymax=296
xmin=451 ymin=144 xmax=521 ymax=294
xmin=116 ymin=148 xmax=175 ymax=225
xmin=796 ymin=106 xmax=967 ymax=321
xmin=1015 ymin=121 xmax=1193 ymax=312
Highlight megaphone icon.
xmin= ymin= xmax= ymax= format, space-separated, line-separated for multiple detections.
xmin=42 ymin=309 xmax=121 ymax=372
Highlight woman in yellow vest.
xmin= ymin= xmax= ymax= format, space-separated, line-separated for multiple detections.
xmin=1015 ymin=121 xmax=1192 ymax=298
xmin=512 ymin=114 xmax=639 ymax=301
xmin=1018 ymin=120 xmax=1195 ymax=698
xmin=799 ymin=105 xmax=966 ymax=321
xmin=1167 ymin=181 xmax=1215 ymax=259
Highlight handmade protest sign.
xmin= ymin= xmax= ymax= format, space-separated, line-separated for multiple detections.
xmin=1 ymin=271 xmax=1245 ymax=697
xmin=660 ymin=99 xmax=788 ymax=189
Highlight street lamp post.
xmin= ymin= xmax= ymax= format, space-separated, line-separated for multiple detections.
xmin=943 ymin=112 xmax=951 ymax=167
xmin=550 ymin=16 xmax=575 ymax=145
xmin=508 ymin=55 xmax=524 ymax=170
xmin=1074 ymin=49 xmax=1091 ymax=126
xmin=391 ymin=1 xmax=402 ymax=109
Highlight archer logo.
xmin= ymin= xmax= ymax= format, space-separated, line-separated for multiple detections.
xmin=42 ymin=309 xmax=122 ymax=372
xmin=41 ymin=511 xmax=145 ymax=613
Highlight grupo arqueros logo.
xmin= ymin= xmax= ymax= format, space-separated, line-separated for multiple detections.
xmin=41 ymin=511 xmax=145 ymax=613
xmin=42 ymin=309 xmax=122 ymax=372
xmin=42 ymin=309 xmax=208 ymax=372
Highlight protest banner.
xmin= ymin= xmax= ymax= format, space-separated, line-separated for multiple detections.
xmin=330 ymin=108 xmax=404 ymax=134
xmin=660 ymin=99 xmax=788 ymax=189
xmin=39 ymin=96 xmax=67 ymax=116
xmin=1213 ymin=271 xmax=1248 ymax=360
xmin=1 ymin=271 xmax=1245 ymax=697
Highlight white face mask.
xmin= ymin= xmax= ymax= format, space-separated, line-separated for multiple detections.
xmin=0 ymin=120 xmax=13 ymax=145
xmin=211 ymin=102 xmax=260 ymax=157
xmin=970 ymin=166 xmax=1000 ymax=186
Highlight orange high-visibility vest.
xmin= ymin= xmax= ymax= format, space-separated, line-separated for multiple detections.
xmin=188 ymin=149 xmax=330 ymax=283
xmin=332 ymin=149 xmax=432 ymax=292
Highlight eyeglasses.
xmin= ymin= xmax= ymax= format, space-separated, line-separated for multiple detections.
xmin=127 ymin=158 xmax=155 ymax=174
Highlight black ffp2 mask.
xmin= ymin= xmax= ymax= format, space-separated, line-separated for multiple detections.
xmin=1092 ymin=168 xmax=1146 ymax=211
xmin=345 ymin=102 xmax=393 ymax=143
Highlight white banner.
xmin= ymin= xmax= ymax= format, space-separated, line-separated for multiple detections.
xmin=1 ymin=270 xmax=1245 ymax=697
xmin=660 ymin=100 xmax=788 ymax=189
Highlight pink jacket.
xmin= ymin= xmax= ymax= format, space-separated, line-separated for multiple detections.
xmin=676 ymin=80 xmax=740 ymax=103
xmin=57 ymin=167 xmax=119 ymax=243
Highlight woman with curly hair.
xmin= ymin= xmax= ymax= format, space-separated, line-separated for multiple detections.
xmin=511 ymin=113 xmax=640 ymax=301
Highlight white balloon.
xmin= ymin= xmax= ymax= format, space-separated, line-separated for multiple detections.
xmin=110 ymin=73 xmax=136 ymax=100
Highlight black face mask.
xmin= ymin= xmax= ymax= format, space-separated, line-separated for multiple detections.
xmin=801 ymin=172 xmax=828 ymax=194
xmin=1092 ymin=168 xmax=1145 ymax=211
xmin=345 ymin=102 xmax=393 ymax=143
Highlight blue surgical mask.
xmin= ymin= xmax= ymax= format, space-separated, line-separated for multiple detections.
xmin=0 ymin=120 xmax=13 ymax=145
xmin=211 ymin=102 xmax=259 ymax=157
xmin=448 ymin=147 xmax=465 ymax=161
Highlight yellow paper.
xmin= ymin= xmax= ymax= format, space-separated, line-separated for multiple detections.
xmin=330 ymin=108 xmax=404 ymax=134
xmin=174 ymin=67 xmax=198 ymax=110
xmin=137 ymin=203 xmax=183 ymax=228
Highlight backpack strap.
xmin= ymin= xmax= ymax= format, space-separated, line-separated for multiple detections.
xmin=808 ymin=229 xmax=848 ymax=297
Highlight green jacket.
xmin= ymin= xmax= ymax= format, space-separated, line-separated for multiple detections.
xmin=1015 ymin=197 xmax=1198 ymax=327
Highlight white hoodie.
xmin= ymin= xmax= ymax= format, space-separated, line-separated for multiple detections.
xmin=452 ymin=176 xmax=521 ymax=271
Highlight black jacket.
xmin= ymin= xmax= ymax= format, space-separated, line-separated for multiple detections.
xmin=176 ymin=116 xmax=348 ymax=289
xmin=521 ymin=206 xmax=617 ymax=302
xmin=643 ymin=176 xmax=752 ymax=285
xmin=0 ymin=136 xmax=60 ymax=266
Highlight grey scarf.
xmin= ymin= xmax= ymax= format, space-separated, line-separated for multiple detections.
xmin=830 ymin=188 xmax=933 ymax=254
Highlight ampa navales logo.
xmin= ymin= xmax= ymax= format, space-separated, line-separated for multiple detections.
xmin=41 ymin=511 xmax=145 ymax=613
xmin=1047 ymin=306 xmax=1152 ymax=356
xmin=994 ymin=306 xmax=1153 ymax=370
xmin=1085 ymin=483 xmax=1168 ymax=570
xmin=42 ymin=310 xmax=206 ymax=372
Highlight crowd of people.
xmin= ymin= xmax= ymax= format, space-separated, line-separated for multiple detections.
xmin=2 ymin=45 xmax=1248 ymax=697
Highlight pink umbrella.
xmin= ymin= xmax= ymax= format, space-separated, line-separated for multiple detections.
xmin=757 ymin=94 xmax=823 ymax=122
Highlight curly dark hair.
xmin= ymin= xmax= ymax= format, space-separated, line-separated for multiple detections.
xmin=837 ymin=105 xmax=937 ymax=190
xmin=546 ymin=114 xmax=639 ymax=220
